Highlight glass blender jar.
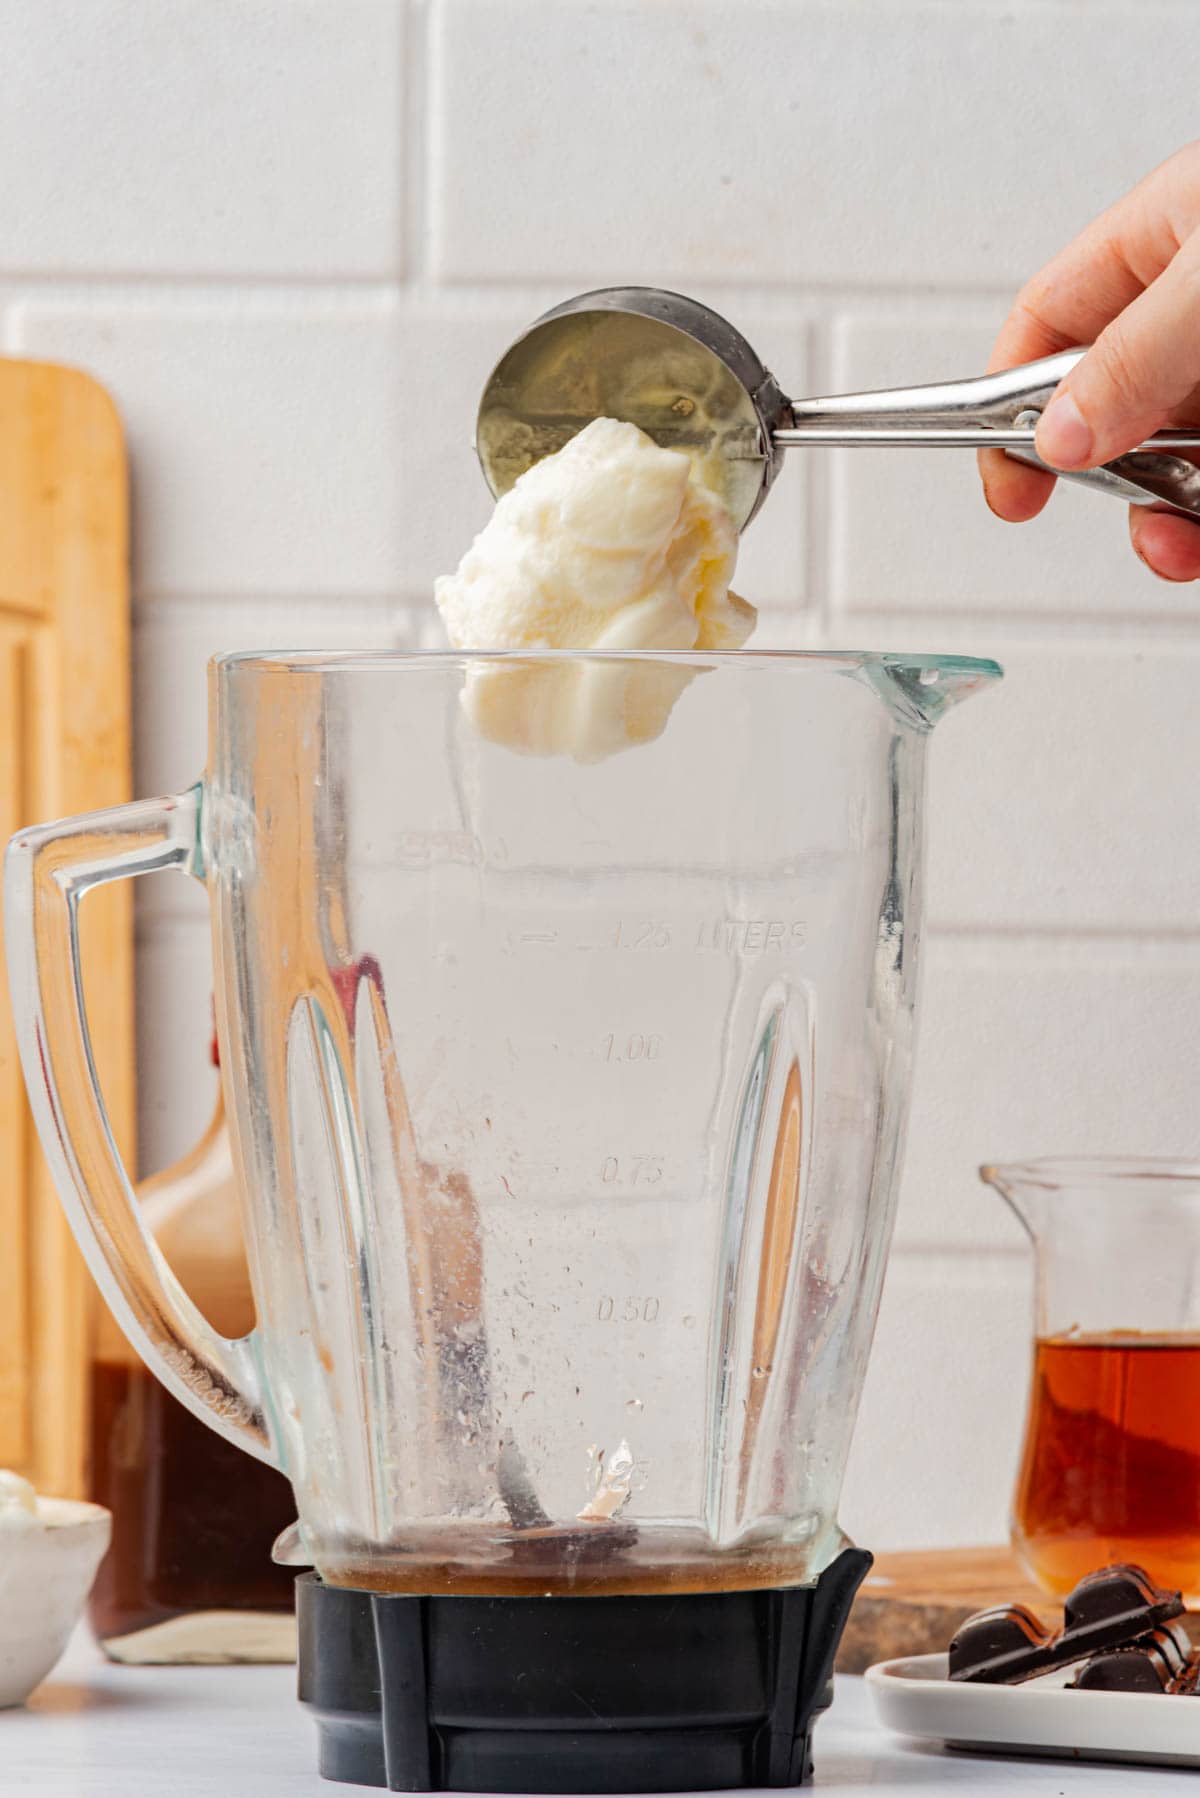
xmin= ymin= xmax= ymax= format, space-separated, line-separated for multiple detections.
xmin=7 ymin=647 xmax=998 ymax=1789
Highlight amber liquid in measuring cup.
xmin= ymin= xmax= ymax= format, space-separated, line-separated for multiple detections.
xmin=1013 ymin=1332 xmax=1200 ymax=1598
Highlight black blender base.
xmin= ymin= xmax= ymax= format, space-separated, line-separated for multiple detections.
xmin=296 ymin=1546 xmax=871 ymax=1793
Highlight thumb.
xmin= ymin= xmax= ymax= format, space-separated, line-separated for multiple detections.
xmin=1035 ymin=228 xmax=1200 ymax=470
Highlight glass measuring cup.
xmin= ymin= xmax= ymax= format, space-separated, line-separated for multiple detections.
xmin=983 ymin=1158 xmax=1200 ymax=1602
xmin=8 ymin=650 xmax=998 ymax=1597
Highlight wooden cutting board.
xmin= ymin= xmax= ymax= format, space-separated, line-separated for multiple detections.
xmin=836 ymin=1546 xmax=1054 ymax=1673
xmin=0 ymin=357 xmax=133 ymax=1498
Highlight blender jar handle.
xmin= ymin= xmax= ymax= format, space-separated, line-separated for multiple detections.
xmin=4 ymin=786 xmax=279 ymax=1469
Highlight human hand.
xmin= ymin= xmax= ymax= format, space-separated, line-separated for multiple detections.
xmin=980 ymin=141 xmax=1200 ymax=581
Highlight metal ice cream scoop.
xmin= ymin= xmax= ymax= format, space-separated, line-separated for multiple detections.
xmin=476 ymin=287 xmax=1200 ymax=530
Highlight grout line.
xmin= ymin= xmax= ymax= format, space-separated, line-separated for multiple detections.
xmin=133 ymin=908 xmax=1200 ymax=953
xmin=2 ymin=272 xmax=408 ymax=297
xmin=430 ymin=272 xmax=1031 ymax=305
xmin=887 ymin=1242 xmax=1028 ymax=1264
xmin=882 ymin=1251 xmax=1031 ymax=1286
xmin=418 ymin=0 xmax=444 ymax=288
xmin=131 ymin=592 xmax=409 ymax=616
xmin=813 ymin=313 xmax=851 ymax=641
xmin=402 ymin=0 xmax=431 ymax=286
xmin=801 ymin=317 xmax=832 ymax=632
xmin=135 ymin=908 xmax=210 ymax=941
xmin=129 ymin=593 xmax=1200 ymax=641
xmin=0 ymin=276 xmax=1020 ymax=312
xmin=930 ymin=921 xmax=1200 ymax=945
xmin=836 ymin=606 xmax=1200 ymax=631
xmin=0 ymin=285 xmax=20 ymax=354
xmin=922 ymin=931 xmax=1200 ymax=973
xmin=755 ymin=605 xmax=1200 ymax=640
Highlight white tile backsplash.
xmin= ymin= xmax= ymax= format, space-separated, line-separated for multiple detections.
xmin=430 ymin=0 xmax=1199 ymax=290
xmin=133 ymin=595 xmax=407 ymax=799
xmin=841 ymin=1251 xmax=1031 ymax=1550
xmin=131 ymin=596 xmax=412 ymax=931
xmin=11 ymin=301 xmax=409 ymax=596
xmin=896 ymin=936 xmax=1200 ymax=1254
xmin=6 ymin=0 xmax=1200 ymax=1552
xmin=926 ymin=643 xmax=1200 ymax=932
xmin=136 ymin=916 xmax=220 ymax=1179
xmin=0 ymin=1 xmax=404 ymax=279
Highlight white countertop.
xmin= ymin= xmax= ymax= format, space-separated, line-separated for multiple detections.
xmin=3 ymin=1628 xmax=1193 ymax=1796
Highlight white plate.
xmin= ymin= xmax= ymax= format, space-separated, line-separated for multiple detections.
xmin=866 ymin=1651 xmax=1200 ymax=1768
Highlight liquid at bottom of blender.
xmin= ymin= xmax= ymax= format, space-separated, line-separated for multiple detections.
xmin=1013 ymin=1332 xmax=1200 ymax=1600
xmin=317 ymin=1524 xmax=823 ymax=1598
xmin=89 ymin=1358 xmax=298 ymax=1647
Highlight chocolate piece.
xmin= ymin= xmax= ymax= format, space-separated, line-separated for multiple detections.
xmin=949 ymin=1563 xmax=1184 ymax=1684
xmin=1070 ymin=1621 xmax=1193 ymax=1695
xmin=948 ymin=1604 xmax=1052 ymax=1683
xmin=1063 ymin=1565 xmax=1183 ymax=1641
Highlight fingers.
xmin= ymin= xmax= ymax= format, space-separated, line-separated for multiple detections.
xmin=989 ymin=158 xmax=1184 ymax=377
xmin=982 ymin=267 xmax=1142 ymax=529
xmin=979 ymin=154 xmax=1190 ymax=522
xmin=1129 ymin=507 xmax=1200 ymax=581
xmin=988 ymin=242 xmax=1147 ymax=379
xmin=978 ymin=445 xmax=1056 ymax=523
xmin=1035 ymin=228 xmax=1200 ymax=468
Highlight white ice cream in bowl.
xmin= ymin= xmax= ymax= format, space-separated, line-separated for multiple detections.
xmin=436 ymin=416 xmax=756 ymax=758
xmin=0 ymin=1471 xmax=110 ymax=1705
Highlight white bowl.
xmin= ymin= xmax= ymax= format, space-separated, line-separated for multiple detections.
xmin=0 ymin=1497 xmax=111 ymax=1706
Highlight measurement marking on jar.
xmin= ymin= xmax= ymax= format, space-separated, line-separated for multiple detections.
xmin=511 ymin=918 xmax=810 ymax=957
xmin=600 ymin=1154 xmax=664 ymax=1187
xmin=602 ymin=1033 xmax=664 ymax=1063
xmin=694 ymin=917 xmax=808 ymax=954
xmin=613 ymin=921 xmax=671 ymax=950
xmin=596 ymin=1296 xmax=661 ymax=1323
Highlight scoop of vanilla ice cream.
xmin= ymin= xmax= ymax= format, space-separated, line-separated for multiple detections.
xmin=435 ymin=417 xmax=755 ymax=758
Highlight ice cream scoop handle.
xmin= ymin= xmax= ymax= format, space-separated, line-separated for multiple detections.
xmin=775 ymin=348 xmax=1200 ymax=519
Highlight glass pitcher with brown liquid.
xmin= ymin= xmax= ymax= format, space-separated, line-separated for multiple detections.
xmin=982 ymin=1158 xmax=1200 ymax=1602
xmin=88 ymin=1031 xmax=298 ymax=1662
